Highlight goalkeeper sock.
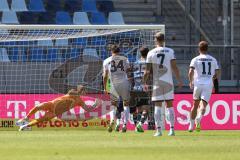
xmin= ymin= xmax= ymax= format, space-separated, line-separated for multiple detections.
xmin=123 ymin=106 xmax=130 ymax=125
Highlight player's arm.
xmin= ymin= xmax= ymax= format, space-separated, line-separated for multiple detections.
xmin=143 ymin=63 xmax=152 ymax=91
xmin=78 ymin=98 xmax=100 ymax=112
xmin=171 ymin=59 xmax=183 ymax=88
xmin=213 ymin=69 xmax=221 ymax=79
xmin=67 ymin=89 xmax=80 ymax=96
xmin=188 ymin=67 xmax=194 ymax=89
xmin=103 ymin=69 xmax=109 ymax=93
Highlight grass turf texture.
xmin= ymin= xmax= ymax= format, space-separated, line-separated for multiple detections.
xmin=0 ymin=130 xmax=239 ymax=160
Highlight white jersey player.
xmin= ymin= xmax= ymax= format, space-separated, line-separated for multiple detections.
xmin=188 ymin=41 xmax=220 ymax=132
xmin=143 ymin=32 xmax=183 ymax=136
xmin=103 ymin=44 xmax=130 ymax=133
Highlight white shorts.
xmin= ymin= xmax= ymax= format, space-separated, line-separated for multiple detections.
xmin=152 ymin=81 xmax=174 ymax=101
xmin=193 ymin=84 xmax=213 ymax=103
xmin=110 ymin=80 xmax=130 ymax=102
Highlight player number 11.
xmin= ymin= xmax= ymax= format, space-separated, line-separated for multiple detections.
xmin=202 ymin=62 xmax=211 ymax=75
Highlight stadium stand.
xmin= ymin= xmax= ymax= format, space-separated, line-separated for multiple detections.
xmin=37 ymin=40 xmax=54 ymax=47
xmin=55 ymin=39 xmax=69 ymax=47
xmin=73 ymin=12 xmax=90 ymax=25
xmin=0 ymin=48 xmax=10 ymax=62
xmin=55 ymin=11 xmax=72 ymax=24
xmin=82 ymin=0 xmax=98 ymax=12
xmin=90 ymin=12 xmax=108 ymax=25
xmin=11 ymin=0 xmax=28 ymax=12
xmin=108 ymin=12 xmax=125 ymax=25
xmin=64 ymin=0 xmax=82 ymax=13
xmin=97 ymin=0 xmax=115 ymax=15
xmin=28 ymin=0 xmax=46 ymax=12
xmin=1 ymin=11 xmax=19 ymax=24
xmin=0 ymin=0 xmax=10 ymax=11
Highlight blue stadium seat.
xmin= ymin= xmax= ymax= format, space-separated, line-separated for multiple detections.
xmin=82 ymin=0 xmax=98 ymax=12
xmin=73 ymin=12 xmax=90 ymax=25
xmin=0 ymin=0 xmax=10 ymax=11
xmin=108 ymin=12 xmax=125 ymax=25
xmin=28 ymin=0 xmax=46 ymax=12
xmin=127 ymin=54 xmax=137 ymax=63
xmin=90 ymin=12 xmax=108 ymax=25
xmin=0 ymin=48 xmax=10 ymax=62
xmin=8 ymin=48 xmax=27 ymax=62
xmin=29 ymin=48 xmax=47 ymax=62
xmin=70 ymin=48 xmax=81 ymax=58
xmin=1 ymin=11 xmax=19 ymax=24
xmin=89 ymin=37 xmax=106 ymax=46
xmin=55 ymin=11 xmax=72 ymax=24
xmin=47 ymin=48 xmax=60 ymax=62
xmin=72 ymin=38 xmax=88 ymax=46
xmin=11 ymin=0 xmax=28 ymax=11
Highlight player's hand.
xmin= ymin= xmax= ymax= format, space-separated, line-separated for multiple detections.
xmin=143 ymin=84 xmax=149 ymax=92
xmin=189 ymin=82 xmax=194 ymax=90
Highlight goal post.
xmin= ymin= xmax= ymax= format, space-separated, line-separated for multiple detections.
xmin=0 ymin=24 xmax=165 ymax=130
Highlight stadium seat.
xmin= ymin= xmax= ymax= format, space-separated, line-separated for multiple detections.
xmin=82 ymin=0 xmax=98 ymax=12
xmin=11 ymin=0 xmax=28 ymax=11
xmin=28 ymin=0 xmax=46 ymax=12
xmin=70 ymin=48 xmax=80 ymax=58
xmin=72 ymin=37 xmax=88 ymax=46
xmin=83 ymin=48 xmax=99 ymax=57
xmin=55 ymin=11 xmax=72 ymax=24
xmin=29 ymin=48 xmax=47 ymax=62
xmin=0 ymin=0 xmax=10 ymax=11
xmin=37 ymin=40 xmax=54 ymax=47
xmin=55 ymin=39 xmax=69 ymax=46
xmin=8 ymin=48 xmax=27 ymax=62
xmin=108 ymin=12 xmax=125 ymax=25
xmin=0 ymin=48 xmax=10 ymax=62
xmin=90 ymin=12 xmax=108 ymax=25
xmin=47 ymin=48 xmax=60 ymax=62
xmin=73 ymin=12 xmax=90 ymax=25
xmin=1 ymin=11 xmax=19 ymax=24
xmin=89 ymin=37 xmax=107 ymax=46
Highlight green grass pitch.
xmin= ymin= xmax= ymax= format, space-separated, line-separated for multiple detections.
xmin=0 ymin=130 xmax=240 ymax=160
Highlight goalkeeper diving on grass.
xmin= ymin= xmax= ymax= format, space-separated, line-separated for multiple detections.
xmin=17 ymin=85 xmax=101 ymax=131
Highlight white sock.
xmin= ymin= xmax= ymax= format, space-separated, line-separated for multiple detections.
xmin=189 ymin=119 xmax=194 ymax=130
xmin=166 ymin=107 xmax=175 ymax=129
xmin=154 ymin=106 xmax=162 ymax=132
xmin=116 ymin=118 xmax=120 ymax=126
xmin=123 ymin=106 xmax=130 ymax=125
xmin=110 ymin=106 xmax=116 ymax=123
xmin=196 ymin=112 xmax=203 ymax=124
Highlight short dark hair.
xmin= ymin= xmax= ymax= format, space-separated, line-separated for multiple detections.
xmin=110 ymin=44 xmax=120 ymax=53
xmin=155 ymin=32 xmax=165 ymax=43
xmin=199 ymin=41 xmax=208 ymax=52
xmin=139 ymin=46 xmax=149 ymax=58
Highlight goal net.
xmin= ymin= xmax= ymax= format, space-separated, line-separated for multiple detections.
xmin=0 ymin=25 xmax=165 ymax=130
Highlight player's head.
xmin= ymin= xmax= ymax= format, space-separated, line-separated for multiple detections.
xmin=139 ymin=46 xmax=149 ymax=58
xmin=110 ymin=44 xmax=120 ymax=55
xmin=154 ymin=32 xmax=165 ymax=46
xmin=77 ymin=85 xmax=86 ymax=95
xmin=198 ymin=41 xmax=208 ymax=54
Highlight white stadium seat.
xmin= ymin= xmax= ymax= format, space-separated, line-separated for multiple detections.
xmin=108 ymin=12 xmax=125 ymax=25
xmin=0 ymin=0 xmax=10 ymax=11
xmin=73 ymin=12 xmax=90 ymax=25
xmin=11 ymin=0 xmax=28 ymax=11
xmin=2 ymin=11 xmax=19 ymax=24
